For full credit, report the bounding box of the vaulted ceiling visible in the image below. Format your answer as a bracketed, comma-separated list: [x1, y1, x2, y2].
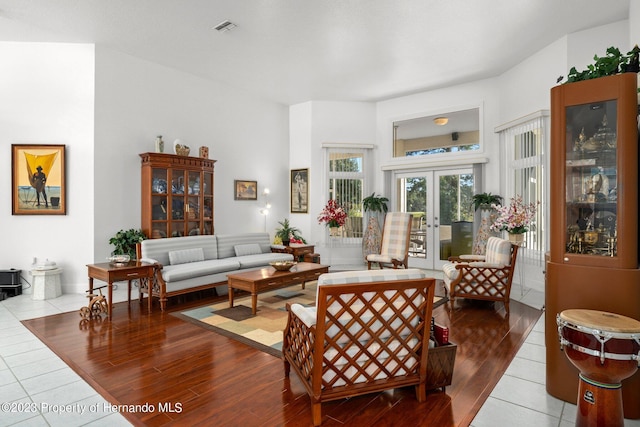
[0, 0, 630, 105]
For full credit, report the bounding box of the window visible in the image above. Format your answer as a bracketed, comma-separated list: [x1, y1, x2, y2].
[324, 146, 371, 244]
[498, 111, 549, 263]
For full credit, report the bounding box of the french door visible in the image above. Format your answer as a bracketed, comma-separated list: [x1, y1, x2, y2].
[395, 168, 474, 270]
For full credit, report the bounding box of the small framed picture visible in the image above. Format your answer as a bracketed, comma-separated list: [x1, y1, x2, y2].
[234, 180, 258, 200]
[12, 144, 66, 215]
[290, 168, 308, 213]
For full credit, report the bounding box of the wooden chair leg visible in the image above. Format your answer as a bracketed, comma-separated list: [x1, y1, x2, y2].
[415, 382, 426, 402]
[312, 402, 322, 426]
[283, 359, 290, 377]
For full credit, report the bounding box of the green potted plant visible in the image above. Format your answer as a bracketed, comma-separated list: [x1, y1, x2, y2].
[471, 192, 502, 211]
[362, 192, 389, 214]
[109, 228, 147, 259]
[557, 45, 640, 84]
[275, 219, 304, 246]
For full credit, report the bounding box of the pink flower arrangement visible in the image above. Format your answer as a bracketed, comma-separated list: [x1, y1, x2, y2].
[490, 195, 538, 234]
[317, 199, 347, 228]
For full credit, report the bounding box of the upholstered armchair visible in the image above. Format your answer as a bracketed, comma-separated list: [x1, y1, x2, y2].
[366, 212, 412, 269]
[282, 269, 436, 426]
[442, 236, 519, 313]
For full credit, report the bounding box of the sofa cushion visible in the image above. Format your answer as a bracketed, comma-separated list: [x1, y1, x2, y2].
[169, 248, 205, 265]
[162, 259, 241, 282]
[140, 235, 218, 265]
[235, 252, 294, 269]
[234, 243, 262, 257]
[216, 232, 271, 259]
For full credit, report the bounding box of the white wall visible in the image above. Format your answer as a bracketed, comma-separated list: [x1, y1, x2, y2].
[2, 43, 289, 294]
[93, 47, 290, 273]
[0, 42, 95, 294]
[289, 101, 376, 265]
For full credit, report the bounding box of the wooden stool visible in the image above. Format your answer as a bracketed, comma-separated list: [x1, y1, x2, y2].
[303, 253, 320, 263]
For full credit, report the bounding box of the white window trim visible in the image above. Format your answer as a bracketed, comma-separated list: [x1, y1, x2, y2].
[496, 110, 550, 265]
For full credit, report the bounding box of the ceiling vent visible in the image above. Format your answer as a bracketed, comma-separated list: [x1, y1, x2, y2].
[214, 20, 237, 33]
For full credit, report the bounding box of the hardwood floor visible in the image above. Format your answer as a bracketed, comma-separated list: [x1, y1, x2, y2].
[21, 284, 541, 427]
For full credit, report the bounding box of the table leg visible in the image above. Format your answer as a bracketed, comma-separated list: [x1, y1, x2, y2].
[147, 275, 153, 314]
[228, 287, 235, 308]
[107, 281, 113, 320]
[251, 291, 258, 315]
[88, 277, 94, 294]
[127, 280, 132, 304]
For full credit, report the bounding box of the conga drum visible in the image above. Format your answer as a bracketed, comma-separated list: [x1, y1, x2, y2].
[557, 309, 640, 427]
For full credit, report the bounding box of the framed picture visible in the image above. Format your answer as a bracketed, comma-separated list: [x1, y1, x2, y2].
[12, 144, 66, 215]
[234, 180, 258, 200]
[290, 168, 308, 213]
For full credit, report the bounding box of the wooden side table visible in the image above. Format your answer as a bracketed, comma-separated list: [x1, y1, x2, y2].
[271, 244, 315, 262]
[86, 261, 158, 319]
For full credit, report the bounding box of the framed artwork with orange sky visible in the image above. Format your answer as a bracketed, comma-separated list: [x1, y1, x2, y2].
[12, 144, 66, 215]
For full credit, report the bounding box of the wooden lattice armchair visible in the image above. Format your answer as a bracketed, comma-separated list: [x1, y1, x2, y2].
[366, 212, 412, 269]
[442, 236, 519, 313]
[282, 269, 436, 426]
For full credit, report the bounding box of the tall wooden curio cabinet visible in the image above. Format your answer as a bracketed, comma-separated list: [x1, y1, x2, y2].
[545, 73, 640, 419]
[140, 152, 215, 239]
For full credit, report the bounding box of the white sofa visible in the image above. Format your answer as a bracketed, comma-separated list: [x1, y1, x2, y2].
[138, 232, 294, 310]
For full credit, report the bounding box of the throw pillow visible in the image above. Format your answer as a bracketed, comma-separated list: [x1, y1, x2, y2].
[234, 243, 262, 257]
[168, 248, 205, 265]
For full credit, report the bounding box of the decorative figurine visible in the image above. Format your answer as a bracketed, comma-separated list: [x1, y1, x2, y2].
[155, 135, 164, 153]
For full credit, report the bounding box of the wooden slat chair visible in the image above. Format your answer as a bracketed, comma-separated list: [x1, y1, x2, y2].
[366, 212, 412, 269]
[282, 269, 436, 426]
[442, 236, 518, 313]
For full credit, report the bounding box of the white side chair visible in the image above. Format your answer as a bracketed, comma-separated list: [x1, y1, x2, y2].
[366, 212, 412, 269]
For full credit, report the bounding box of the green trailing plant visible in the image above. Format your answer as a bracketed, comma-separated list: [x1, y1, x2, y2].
[362, 193, 389, 213]
[109, 228, 147, 258]
[471, 192, 503, 211]
[275, 219, 305, 244]
[557, 45, 640, 85]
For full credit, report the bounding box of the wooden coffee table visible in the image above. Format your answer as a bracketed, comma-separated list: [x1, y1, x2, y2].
[226, 262, 329, 315]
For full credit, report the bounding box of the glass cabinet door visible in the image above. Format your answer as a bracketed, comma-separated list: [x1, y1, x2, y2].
[564, 100, 618, 258]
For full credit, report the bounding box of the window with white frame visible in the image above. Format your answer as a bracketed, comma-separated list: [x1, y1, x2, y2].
[498, 111, 549, 264]
[324, 146, 371, 244]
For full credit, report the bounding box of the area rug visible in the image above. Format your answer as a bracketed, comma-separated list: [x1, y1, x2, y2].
[173, 282, 447, 358]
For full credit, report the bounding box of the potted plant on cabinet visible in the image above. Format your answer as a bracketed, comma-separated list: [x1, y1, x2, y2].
[275, 219, 304, 246]
[362, 193, 389, 260]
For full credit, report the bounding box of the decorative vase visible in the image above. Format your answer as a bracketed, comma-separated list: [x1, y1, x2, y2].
[508, 232, 525, 245]
[329, 226, 341, 237]
[155, 135, 164, 153]
[472, 206, 498, 255]
[362, 216, 382, 261]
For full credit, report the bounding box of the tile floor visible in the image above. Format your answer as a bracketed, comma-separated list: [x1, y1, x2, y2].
[1, 275, 639, 426]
